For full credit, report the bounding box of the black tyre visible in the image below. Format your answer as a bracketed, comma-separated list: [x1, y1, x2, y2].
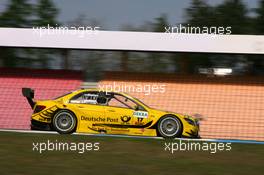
[157, 115, 183, 138]
[52, 110, 77, 134]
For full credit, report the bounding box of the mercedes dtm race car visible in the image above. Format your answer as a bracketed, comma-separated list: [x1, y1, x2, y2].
[22, 88, 200, 138]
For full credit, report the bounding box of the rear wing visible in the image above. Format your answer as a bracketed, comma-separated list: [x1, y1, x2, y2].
[22, 88, 35, 109]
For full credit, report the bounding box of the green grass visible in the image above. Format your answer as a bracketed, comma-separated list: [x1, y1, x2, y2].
[0, 131, 263, 175]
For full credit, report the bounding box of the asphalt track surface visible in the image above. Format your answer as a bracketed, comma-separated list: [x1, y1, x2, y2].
[0, 129, 264, 144]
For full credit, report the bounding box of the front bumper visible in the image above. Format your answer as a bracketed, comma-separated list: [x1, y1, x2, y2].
[184, 129, 200, 138]
[182, 122, 200, 138]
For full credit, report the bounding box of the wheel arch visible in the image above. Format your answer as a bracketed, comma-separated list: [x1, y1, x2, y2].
[52, 108, 78, 132]
[154, 114, 184, 137]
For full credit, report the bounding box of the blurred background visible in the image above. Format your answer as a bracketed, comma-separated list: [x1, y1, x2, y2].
[0, 0, 264, 141]
[0, 0, 264, 76]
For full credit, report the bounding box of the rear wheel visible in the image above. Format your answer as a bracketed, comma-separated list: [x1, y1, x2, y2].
[157, 115, 182, 138]
[52, 110, 77, 134]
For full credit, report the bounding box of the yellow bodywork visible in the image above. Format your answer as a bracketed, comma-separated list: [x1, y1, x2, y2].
[31, 89, 199, 138]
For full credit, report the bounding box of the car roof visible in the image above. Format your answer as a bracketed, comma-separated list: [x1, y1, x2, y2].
[79, 88, 132, 98]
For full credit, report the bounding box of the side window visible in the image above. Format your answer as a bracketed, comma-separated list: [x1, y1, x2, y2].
[108, 94, 140, 110]
[70, 92, 98, 104]
[108, 97, 128, 108]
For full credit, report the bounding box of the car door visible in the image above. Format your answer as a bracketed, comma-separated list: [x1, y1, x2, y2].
[69, 91, 106, 122]
[105, 105, 134, 125]
[105, 93, 151, 128]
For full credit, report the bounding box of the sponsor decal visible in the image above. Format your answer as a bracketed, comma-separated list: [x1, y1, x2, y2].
[88, 126, 107, 133]
[120, 116, 131, 123]
[133, 111, 148, 118]
[135, 118, 144, 125]
[88, 126, 129, 133]
[81, 116, 118, 123]
[81, 116, 105, 122]
[92, 121, 153, 129]
[106, 117, 118, 122]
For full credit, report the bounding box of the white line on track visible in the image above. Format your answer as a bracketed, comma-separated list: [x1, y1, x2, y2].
[0, 129, 264, 144]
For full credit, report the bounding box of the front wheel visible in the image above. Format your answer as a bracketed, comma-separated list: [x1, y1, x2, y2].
[52, 110, 77, 134]
[157, 115, 183, 138]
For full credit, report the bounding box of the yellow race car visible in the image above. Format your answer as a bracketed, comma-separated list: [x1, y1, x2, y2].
[22, 88, 200, 138]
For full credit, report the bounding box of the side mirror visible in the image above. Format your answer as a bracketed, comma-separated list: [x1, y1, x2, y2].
[135, 105, 145, 111]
